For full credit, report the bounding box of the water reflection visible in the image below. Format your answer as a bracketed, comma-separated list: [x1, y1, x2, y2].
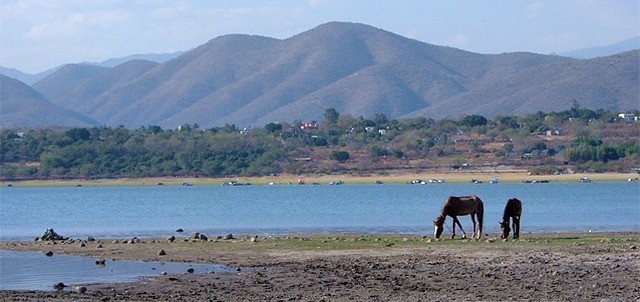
[0, 249, 235, 291]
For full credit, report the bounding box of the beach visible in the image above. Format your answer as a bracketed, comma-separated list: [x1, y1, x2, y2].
[2, 171, 638, 187]
[1, 232, 639, 301]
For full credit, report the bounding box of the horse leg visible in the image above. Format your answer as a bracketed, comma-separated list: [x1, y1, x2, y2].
[454, 217, 466, 239]
[513, 217, 520, 239]
[470, 214, 477, 239]
[450, 217, 456, 239]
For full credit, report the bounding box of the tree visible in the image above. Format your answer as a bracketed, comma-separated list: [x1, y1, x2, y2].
[324, 108, 340, 125]
[264, 122, 282, 133]
[330, 150, 350, 162]
[65, 128, 91, 142]
[461, 114, 487, 127]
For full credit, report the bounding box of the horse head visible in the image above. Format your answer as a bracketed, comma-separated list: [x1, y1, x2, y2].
[433, 216, 446, 239]
[499, 221, 511, 239]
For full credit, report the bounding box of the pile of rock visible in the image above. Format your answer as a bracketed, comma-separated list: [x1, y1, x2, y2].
[36, 229, 68, 241]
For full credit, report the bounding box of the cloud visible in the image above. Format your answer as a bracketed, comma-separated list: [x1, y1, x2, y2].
[26, 10, 131, 40]
[526, 2, 544, 20]
[444, 34, 470, 48]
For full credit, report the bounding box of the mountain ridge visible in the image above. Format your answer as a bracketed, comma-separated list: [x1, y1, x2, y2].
[2, 22, 639, 129]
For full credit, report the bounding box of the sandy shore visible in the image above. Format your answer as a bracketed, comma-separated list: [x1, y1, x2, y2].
[1, 232, 639, 301]
[2, 171, 639, 187]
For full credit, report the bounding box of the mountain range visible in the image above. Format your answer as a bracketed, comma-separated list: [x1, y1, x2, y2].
[1, 22, 639, 129]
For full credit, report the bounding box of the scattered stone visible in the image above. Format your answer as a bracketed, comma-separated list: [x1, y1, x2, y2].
[95, 259, 106, 266]
[187, 268, 195, 274]
[79, 242, 85, 247]
[96, 243, 103, 248]
[236, 267, 242, 272]
[53, 282, 66, 290]
[224, 234, 234, 240]
[166, 235, 176, 242]
[630, 245, 637, 250]
[250, 236, 259, 243]
[87, 236, 95, 242]
[159, 249, 167, 256]
[44, 251, 53, 257]
[39, 229, 68, 241]
[161, 271, 167, 275]
[191, 232, 208, 240]
[73, 286, 87, 293]
[112, 240, 119, 244]
[176, 228, 184, 233]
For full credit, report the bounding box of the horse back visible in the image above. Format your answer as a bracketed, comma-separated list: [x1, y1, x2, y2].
[444, 196, 483, 216]
[504, 198, 522, 217]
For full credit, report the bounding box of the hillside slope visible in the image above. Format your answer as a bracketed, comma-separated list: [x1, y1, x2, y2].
[0, 75, 99, 128]
[25, 22, 640, 129]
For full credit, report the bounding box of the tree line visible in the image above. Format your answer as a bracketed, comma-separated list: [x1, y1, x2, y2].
[1, 104, 639, 180]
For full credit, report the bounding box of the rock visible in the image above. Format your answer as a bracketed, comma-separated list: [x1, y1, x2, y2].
[187, 268, 195, 274]
[166, 235, 176, 242]
[44, 251, 53, 257]
[191, 232, 208, 240]
[95, 259, 106, 266]
[79, 242, 85, 247]
[39, 229, 68, 241]
[53, 282, 66, 290]
[87, 236, 95, 242]
[159, 249, 167, 256]
[73, 286, 87, 293]
[96, 243, 103, 248]
[630, 245, 637, 250]
[224, 234, 234, 240]
[250, 236, 259, 243]
[176, 228, 184, 233]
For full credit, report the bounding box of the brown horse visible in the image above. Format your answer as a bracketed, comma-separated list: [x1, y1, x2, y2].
[433, 196, 484, 239]
[499, 198, 522, 239]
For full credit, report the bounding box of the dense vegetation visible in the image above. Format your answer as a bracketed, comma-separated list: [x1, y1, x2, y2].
[1, 105, 639, 180]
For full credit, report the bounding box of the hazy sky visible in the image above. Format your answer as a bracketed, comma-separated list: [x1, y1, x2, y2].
[1, 0, 639, 73]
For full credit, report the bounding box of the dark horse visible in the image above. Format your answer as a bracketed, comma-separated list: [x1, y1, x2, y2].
[434, 196, 484, 239]
[499, 198, 522, 239]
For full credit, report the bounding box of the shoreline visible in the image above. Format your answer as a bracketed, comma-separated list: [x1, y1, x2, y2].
[2, 171, 639, 187]
[1, 231, 639, 301]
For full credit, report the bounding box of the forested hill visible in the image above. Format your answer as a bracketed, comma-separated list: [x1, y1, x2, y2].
[2, 22, 638, 129]
[1, 107, 638, 180]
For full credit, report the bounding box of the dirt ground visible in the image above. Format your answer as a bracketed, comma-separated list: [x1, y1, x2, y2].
[1, 232, 638, 301]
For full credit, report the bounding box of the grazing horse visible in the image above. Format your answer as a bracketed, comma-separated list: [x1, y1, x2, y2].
[500, 198, 522, 239]
[433, 196, 484, 239]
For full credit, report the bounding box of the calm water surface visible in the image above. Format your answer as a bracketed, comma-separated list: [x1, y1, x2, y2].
[1, 182, 638, 241]
[0, 249, 234, 291]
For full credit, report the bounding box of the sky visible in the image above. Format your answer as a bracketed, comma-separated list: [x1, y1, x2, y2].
[1, 0, 639, 74]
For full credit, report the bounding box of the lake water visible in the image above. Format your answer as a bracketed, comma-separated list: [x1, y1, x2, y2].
[1, 182, 638, 241]
[0, 249, 235, 291]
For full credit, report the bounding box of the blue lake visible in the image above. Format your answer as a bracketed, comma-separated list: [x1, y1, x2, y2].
[0, 249, 234, 291]
[1, 182, 638, 241]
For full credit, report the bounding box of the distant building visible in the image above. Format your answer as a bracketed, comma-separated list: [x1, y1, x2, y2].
[618, 113, 637, 122]
[300, 122, 318, 130]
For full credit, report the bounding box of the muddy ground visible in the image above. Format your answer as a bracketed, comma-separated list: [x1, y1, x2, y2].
[1, 232, 638, 301]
